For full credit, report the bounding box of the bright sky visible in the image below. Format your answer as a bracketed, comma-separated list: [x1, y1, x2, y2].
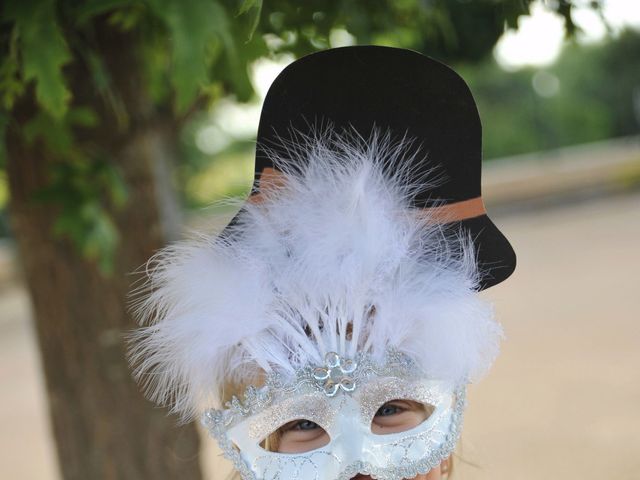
[494, 0, 640, 69]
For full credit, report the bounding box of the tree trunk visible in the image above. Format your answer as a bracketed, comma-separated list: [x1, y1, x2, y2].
[5, 20, 203, 480]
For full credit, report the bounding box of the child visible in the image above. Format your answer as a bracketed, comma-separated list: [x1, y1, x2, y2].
[128, 46, 516, 480]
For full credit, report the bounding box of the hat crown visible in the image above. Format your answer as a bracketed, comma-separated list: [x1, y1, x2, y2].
[256, 45, 482, 206]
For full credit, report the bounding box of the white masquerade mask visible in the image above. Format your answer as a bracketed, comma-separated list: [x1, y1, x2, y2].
[202, 351, 466, 480]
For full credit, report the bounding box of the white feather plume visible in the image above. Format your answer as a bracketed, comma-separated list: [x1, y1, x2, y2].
[126, 125, 503, 422]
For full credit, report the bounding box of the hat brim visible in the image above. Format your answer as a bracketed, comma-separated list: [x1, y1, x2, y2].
[455, 214, 516, 290]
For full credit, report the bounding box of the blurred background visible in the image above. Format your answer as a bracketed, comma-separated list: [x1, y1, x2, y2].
[1, 0, 639, 479]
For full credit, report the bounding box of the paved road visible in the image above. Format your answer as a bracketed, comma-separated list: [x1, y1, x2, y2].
[2, 191, 639, 480]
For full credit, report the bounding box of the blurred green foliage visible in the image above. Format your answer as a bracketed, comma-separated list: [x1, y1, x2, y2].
[0, 0, 270, 269]
[0, 0, 620, 272]
[462, 27, 640, 159]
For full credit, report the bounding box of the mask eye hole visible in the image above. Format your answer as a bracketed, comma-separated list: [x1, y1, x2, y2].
[259, 419, 330, 454]
[370, 399, 435, 435]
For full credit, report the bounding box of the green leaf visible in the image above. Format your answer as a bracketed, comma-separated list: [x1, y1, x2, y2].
[0, 28, 24, 111]
[147, 0, 235, 112]
[53, 209, 87, 245]
[22, 107, 99, 159]
[107, 4, 147, 31]
[38, 156, 126, 276]
[0, 58, 24, 110]
[75, 0, 136, 25]
[93, 159, 129, 207]
[23, 111, 74, 154]
[237, 0, 263, 41]
[6, 0, 72, 118]
[67, 106, 100, 128]
[237, 0, 259, 15]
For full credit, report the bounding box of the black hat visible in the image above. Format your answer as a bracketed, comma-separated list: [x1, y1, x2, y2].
[232, 45, 516, 290]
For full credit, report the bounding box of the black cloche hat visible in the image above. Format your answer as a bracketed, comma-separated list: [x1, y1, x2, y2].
[231, 45, 516, 290]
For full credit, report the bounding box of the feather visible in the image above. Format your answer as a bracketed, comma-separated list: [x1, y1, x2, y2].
[126, 124, 502, 422]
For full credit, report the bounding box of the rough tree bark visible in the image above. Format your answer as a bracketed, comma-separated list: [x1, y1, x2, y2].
[5, 19, 203, 480]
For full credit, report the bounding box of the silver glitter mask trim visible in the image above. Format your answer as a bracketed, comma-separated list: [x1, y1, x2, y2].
[209, 350, 425, 430]
[201, 350, 467, 480]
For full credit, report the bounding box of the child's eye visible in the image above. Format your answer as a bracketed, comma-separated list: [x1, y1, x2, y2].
[375, 402, 404, 417]
[292, 419, 320, 431]
[273, 419, 330, 453]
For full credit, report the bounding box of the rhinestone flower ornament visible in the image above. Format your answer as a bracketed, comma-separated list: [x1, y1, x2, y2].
[312, 352, 358, 396]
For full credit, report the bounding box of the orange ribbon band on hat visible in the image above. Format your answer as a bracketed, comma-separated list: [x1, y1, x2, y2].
[246, 168, 288, 205]
[248, 167, 486, 223]
[414, 196, 486, 223]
